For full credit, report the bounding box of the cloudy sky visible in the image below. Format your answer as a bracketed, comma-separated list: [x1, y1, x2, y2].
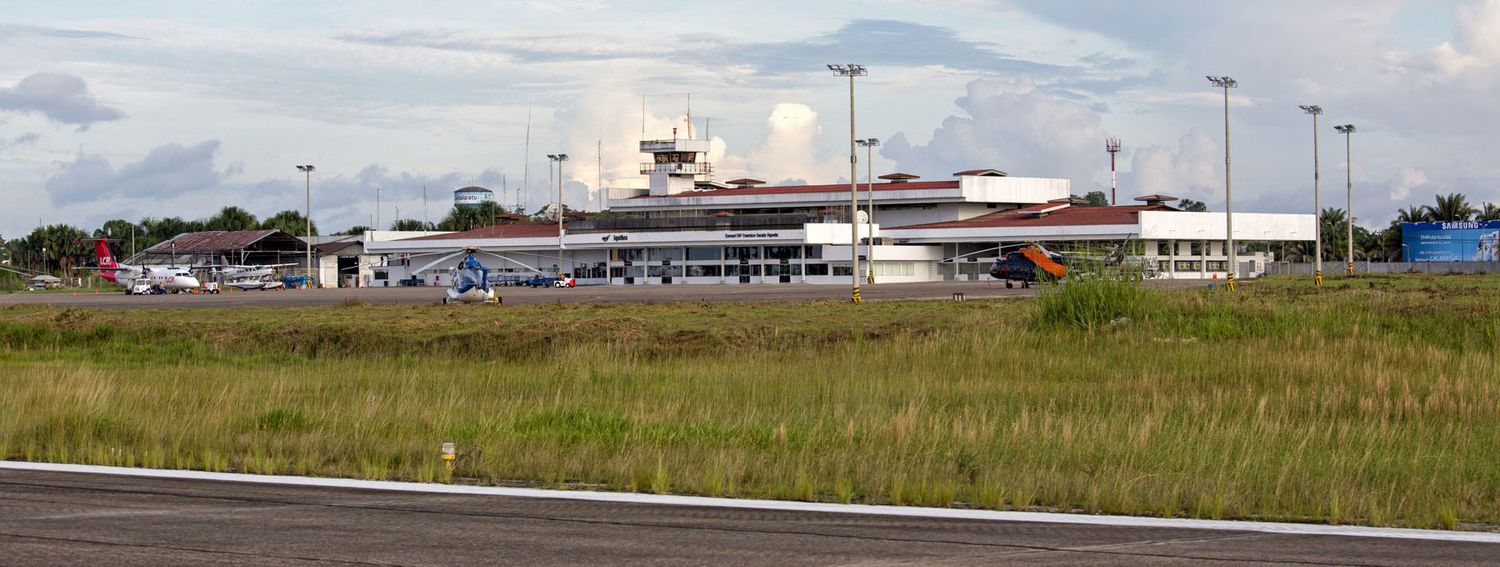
[2, 1, 1497, 238]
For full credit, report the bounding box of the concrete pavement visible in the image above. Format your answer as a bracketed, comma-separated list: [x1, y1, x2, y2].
[2, 467, 1495, 566]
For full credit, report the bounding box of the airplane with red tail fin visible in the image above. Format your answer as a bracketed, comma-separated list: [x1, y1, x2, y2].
[76, 239, 202, 294]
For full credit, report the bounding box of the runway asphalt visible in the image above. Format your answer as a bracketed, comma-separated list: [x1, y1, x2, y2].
[0, 279, 1203, 309]
[2, 468, 1497, 566]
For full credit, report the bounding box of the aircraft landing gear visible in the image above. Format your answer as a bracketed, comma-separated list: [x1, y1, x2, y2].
[1005, 281, 1013, 289]
[1022, 281, 1031, 289]
[441, 297, 450, 305]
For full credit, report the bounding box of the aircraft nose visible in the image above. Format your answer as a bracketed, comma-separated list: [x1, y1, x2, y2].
[182, 276, 201, 288]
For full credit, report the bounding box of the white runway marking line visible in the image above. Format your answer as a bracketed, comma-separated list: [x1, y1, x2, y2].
[4, 460, 1498, 544]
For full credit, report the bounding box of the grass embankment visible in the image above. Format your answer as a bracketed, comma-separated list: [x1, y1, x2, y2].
[2, 273, 1498, 529]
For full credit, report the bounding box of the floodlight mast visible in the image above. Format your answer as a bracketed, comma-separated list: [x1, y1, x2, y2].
[1206, 75, 1237, 290]
[296, 164, 315, 286]
[1335, 124, 1356, 275]
[1299, 105, 1324, 286]
[549, 154, 570, 278]
[829, 63, 867, 303]
[857, 137, 879, 284]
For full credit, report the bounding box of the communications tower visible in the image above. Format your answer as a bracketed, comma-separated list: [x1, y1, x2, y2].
[1106, 138, 1122, 205]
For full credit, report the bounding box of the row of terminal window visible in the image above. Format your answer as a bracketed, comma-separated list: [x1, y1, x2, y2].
[606, 262, 915, 278]
[609, 246, 823, 263]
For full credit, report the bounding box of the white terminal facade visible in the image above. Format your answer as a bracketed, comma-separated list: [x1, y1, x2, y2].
[364, 134, 1315, 286]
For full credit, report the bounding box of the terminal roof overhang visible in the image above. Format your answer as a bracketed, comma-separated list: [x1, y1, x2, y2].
[883, 205, 1317, 243]
[614, 180, 963, 210]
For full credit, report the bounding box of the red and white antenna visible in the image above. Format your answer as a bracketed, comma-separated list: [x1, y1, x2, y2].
[1105, 137, 1122, 205]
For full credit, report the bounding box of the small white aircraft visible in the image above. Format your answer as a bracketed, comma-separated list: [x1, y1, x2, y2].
[79, 239, 202, 293]
[199, 262, 296, 290]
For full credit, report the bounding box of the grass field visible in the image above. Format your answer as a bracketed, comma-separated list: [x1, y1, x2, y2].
[2, 273, 1498, 529]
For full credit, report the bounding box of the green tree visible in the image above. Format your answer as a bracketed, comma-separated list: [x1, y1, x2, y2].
[261, 210, 318, 237]
[439, 201, 506, 231]
[1477, 202, 1500, 222]
[1425, 193, 1476, 222]
[205, 206, 260, 231]
[336, 225, 373, 236]
[7, 225, 91, 274]
[390, 219, 436, 231]
[1080, 191, 1109, 207]
[1179, 199, 1208, 212]
[1320, 207, 1349, 262]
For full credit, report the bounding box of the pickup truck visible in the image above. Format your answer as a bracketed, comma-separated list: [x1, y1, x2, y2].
[129, 282, 164, 295]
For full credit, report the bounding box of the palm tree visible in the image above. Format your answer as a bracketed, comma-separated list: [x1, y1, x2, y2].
[1425, 193, 1476, 222]
[261, 210, 318, 237]
[1477, 202, 1500, 222]
[1395, 205, 1426, 224]
[439, 202, 507, 232]
[206, 206, 260, 231]
[1319, 207, 1349, 261]
[390, 219, 435, 231]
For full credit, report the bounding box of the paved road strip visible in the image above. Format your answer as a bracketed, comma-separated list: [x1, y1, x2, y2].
[5, 460, 1496, 544]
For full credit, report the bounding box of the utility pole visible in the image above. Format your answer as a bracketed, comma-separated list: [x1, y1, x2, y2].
[1335, 124, 1357, 275]
[1299, 105, 1324, 286]
[829, 63, 867, 303]
[376, 186, 381, 230]
[1207, 76, 1238, 291]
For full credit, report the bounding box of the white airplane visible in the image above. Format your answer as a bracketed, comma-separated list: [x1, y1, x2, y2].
[199, 262, 296, 290]
[81, 239, 202, 294]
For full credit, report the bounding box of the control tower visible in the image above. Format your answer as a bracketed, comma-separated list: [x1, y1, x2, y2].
[640, 131, 712, 196]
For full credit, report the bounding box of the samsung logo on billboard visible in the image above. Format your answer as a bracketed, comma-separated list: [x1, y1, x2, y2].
[1441, 221, 1481, 230]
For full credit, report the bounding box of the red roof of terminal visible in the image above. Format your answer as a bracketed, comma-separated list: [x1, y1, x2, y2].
[645, 179, 959, 199]
[892, 204, 1175, 230]
[404, 223, 559, 240]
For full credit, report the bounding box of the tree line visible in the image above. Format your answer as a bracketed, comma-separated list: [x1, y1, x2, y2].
[1, 202, 560, 277]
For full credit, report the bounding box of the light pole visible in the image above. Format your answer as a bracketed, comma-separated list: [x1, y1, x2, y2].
[296, 164, 315, 287]
[857, 137, 879, 284]
[1207, 76, 1238, 290]
[829, 63, 867, 303]
[1335, 124, 1356, 275]
[548, 153, 569, 278]
[1299, 105, 1324, 286]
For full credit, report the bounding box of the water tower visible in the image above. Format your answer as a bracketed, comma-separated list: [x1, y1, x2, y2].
[453, 186, 495, 207]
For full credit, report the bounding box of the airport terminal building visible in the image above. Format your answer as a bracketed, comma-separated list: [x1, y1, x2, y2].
[363, 137, 1315, 287]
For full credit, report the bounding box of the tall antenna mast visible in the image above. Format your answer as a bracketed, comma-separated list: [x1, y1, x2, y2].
[521, 105, 532, 214]
[686, 93, 692, 139]
[1105, 138, 1122, 205]
[596, 139, 603, 211]
[641, 95, 647, 139]
[422, 185, 428, 225]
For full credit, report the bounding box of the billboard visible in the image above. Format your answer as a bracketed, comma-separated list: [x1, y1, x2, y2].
[1402, 221, 1500, 262]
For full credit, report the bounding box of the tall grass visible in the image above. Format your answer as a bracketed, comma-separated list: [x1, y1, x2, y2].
[3, 274, 1499, 529]
[1036, 266, 1148, 329]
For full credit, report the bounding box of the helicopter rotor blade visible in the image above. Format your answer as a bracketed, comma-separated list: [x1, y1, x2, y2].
[410, 251, 466, 274]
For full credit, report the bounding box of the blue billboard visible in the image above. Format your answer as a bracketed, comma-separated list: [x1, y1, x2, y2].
[1402, 221, 1500, 262]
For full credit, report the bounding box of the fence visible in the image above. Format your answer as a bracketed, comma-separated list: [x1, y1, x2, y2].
[1263, 261, 1500, 275]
